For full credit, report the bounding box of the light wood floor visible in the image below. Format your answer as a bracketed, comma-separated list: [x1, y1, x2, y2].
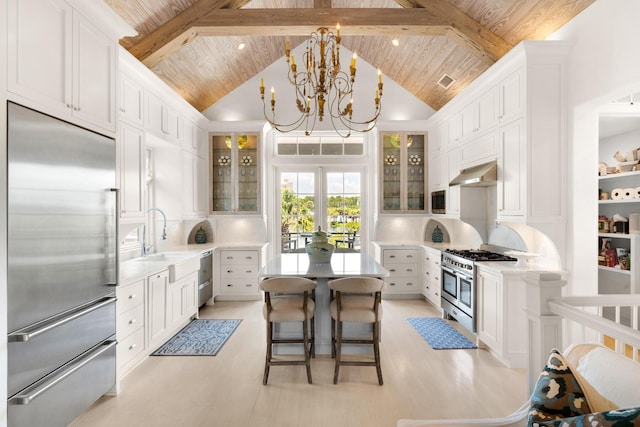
[71, 299, 528, 427]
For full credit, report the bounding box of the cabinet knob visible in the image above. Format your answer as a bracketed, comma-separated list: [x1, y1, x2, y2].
[426, 272, 430, 275]
[407, 282, 413, 286]
[128, 294, 136, 299]
[226, 284, 233, 287]
[227, 270, 233, 273]
[129, 344, 137, 350]
[129, 319, 136, 325]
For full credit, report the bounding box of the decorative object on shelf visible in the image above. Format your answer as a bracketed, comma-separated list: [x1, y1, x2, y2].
[218, 155, 230, 166]
[259, 25, 383, 138]
[305, 226, 335, 263]
[241, 155, 253, 165]
[431, 225, 443, 243]
[195, 227, 208, 244]
[408, 154, 421, 165]
[384, 154, 397, 165]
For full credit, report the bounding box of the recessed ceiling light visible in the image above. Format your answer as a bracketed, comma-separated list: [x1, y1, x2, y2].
[392, 38, 399, 47]
[237, 42, 246, 50]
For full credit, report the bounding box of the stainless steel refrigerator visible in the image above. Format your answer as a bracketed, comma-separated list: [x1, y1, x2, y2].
[7, 102, 117, 427]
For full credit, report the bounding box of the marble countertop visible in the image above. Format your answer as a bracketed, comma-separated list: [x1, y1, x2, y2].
[120, 242, 268, 284]
[259, 252, 389, 278]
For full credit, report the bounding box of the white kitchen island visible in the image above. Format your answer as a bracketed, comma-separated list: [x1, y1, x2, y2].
[258, 252, 389, 355]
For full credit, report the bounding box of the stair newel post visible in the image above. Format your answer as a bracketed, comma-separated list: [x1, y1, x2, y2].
[523, 271, 566, 394]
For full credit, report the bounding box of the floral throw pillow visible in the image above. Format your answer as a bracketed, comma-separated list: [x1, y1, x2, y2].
[536, 407, 640, 426]
[528, 349, 592, 425]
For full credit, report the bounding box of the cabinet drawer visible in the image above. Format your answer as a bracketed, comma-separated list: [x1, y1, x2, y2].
[385, 263, 419, 278]
[220, 279, 259, 294]
[220, 250, 259, 265]
[383, 249, 419, 264]
[116, 303, 144, 339]
[117, 279, 144, 313]
[221, 264, 259, 279]
[117, 327, 144, 368]
[385, 278, 420, 293]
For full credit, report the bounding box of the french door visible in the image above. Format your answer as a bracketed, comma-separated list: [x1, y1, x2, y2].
[278, 167, 362, 253]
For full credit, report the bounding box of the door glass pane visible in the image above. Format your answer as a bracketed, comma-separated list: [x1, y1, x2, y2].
[211, 135, 232, 212]
[327, 172, 360, 251]
[442, 270, 457, 299]
[382, 133, 401, 210]
[280, 172, 315, 253]
[406, 134, 425, 211]
[237, 134, 258, 212]
[460, 277, 472, 310]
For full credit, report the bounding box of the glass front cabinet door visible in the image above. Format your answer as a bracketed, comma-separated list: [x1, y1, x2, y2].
[380, 132, 427, 213]
[211, 133, 260, 214]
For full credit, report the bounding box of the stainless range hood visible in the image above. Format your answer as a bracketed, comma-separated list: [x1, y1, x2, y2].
[449, 160, 497, 186]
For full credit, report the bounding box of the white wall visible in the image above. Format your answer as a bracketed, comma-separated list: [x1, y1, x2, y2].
[548, 0, 640, 296]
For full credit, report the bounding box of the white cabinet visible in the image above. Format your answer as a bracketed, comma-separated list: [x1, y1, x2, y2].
[116, 279, 145, 380]
[498, 68, 524, 124]
[381, 248, 421, 296]
[120, 72, 144, 126]
[119, 123, 145, 221]
[168, 272, 198, 328]
[497, 118, 526, 216]
[422, 247, 441, 307]
[459, 132, 497, 168]
[8, 0, 116, 133]
[217, 249, 261, 300]
[147, 92, 180, 143]
[447, 149, 461, 216]
[476, 266, 528, 368]
[182, 151, 208, 219]
[147, 270, 169, 348]
[460, 87, 497, 140]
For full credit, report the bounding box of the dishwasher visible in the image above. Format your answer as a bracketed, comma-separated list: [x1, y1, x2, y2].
[198, 250, 213, 307]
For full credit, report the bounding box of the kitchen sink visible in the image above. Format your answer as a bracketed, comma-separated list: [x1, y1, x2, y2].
[134, 253, 200, 283]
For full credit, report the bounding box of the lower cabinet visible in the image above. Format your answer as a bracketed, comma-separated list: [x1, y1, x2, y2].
[117, 267, 199, 381]
[216, 249, 261, 300]
[381, 247, 421, 296]
[422, 247, 442, 308]
[168, 272, 198, 326]
[476, 266, 527, 368]
[116, 278, 145, 380]
[147, 270, 169, 346]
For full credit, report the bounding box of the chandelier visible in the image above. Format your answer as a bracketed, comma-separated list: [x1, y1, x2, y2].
[259, 25, 383, 138]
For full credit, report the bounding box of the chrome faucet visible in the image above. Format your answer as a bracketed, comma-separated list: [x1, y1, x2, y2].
[146, 208, 167, 240]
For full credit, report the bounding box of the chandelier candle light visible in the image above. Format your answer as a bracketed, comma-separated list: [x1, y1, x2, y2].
[259, 24, 383, 138]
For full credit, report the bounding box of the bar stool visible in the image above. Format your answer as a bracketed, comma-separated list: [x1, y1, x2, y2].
[259, 277, 317, 385]
[329, 276, 384, 385]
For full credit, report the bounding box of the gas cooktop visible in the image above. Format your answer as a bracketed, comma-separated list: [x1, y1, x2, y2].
[444, 249, 517, 262]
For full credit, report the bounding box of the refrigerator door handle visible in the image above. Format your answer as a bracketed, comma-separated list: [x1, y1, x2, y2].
[10, 339, 117, 405]
[8, 297, 116, 342]
[107, 188, 119, 287]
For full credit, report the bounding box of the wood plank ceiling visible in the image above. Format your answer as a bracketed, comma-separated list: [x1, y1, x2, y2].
[105, 0, 595, 113]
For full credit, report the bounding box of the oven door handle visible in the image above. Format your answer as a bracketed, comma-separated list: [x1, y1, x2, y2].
[441, 265, 473, 281]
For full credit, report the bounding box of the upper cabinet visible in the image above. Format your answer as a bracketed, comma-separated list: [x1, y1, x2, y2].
[146, 92, 181, 144]
[7, 0, 117, 134]
[427, 41, 569, 232]
[120, 72, 144, 126]
[380, 132, 427, 213]
[211, 133, 260, 214]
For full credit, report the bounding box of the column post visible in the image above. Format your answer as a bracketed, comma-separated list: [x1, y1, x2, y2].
[523, 271, 566, 394]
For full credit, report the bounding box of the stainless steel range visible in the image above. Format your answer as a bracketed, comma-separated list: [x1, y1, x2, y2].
[440, 248, 516, 333]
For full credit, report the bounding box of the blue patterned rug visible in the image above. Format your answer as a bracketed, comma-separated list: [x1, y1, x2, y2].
[407, 317, 477, 350]
[152, 319, 242, 356]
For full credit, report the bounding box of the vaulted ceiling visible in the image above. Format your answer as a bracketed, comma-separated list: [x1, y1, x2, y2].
[105, 0, 595, 114]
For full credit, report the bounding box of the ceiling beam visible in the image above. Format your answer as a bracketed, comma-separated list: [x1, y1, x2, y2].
[403, 0, 512, 65]
[127, 0, 252, 67]
[193, 9, 449, 36]
[130, 5, 511, 69]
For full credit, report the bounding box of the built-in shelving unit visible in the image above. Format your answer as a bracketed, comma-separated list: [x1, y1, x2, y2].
[597, 103, 640, 301]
